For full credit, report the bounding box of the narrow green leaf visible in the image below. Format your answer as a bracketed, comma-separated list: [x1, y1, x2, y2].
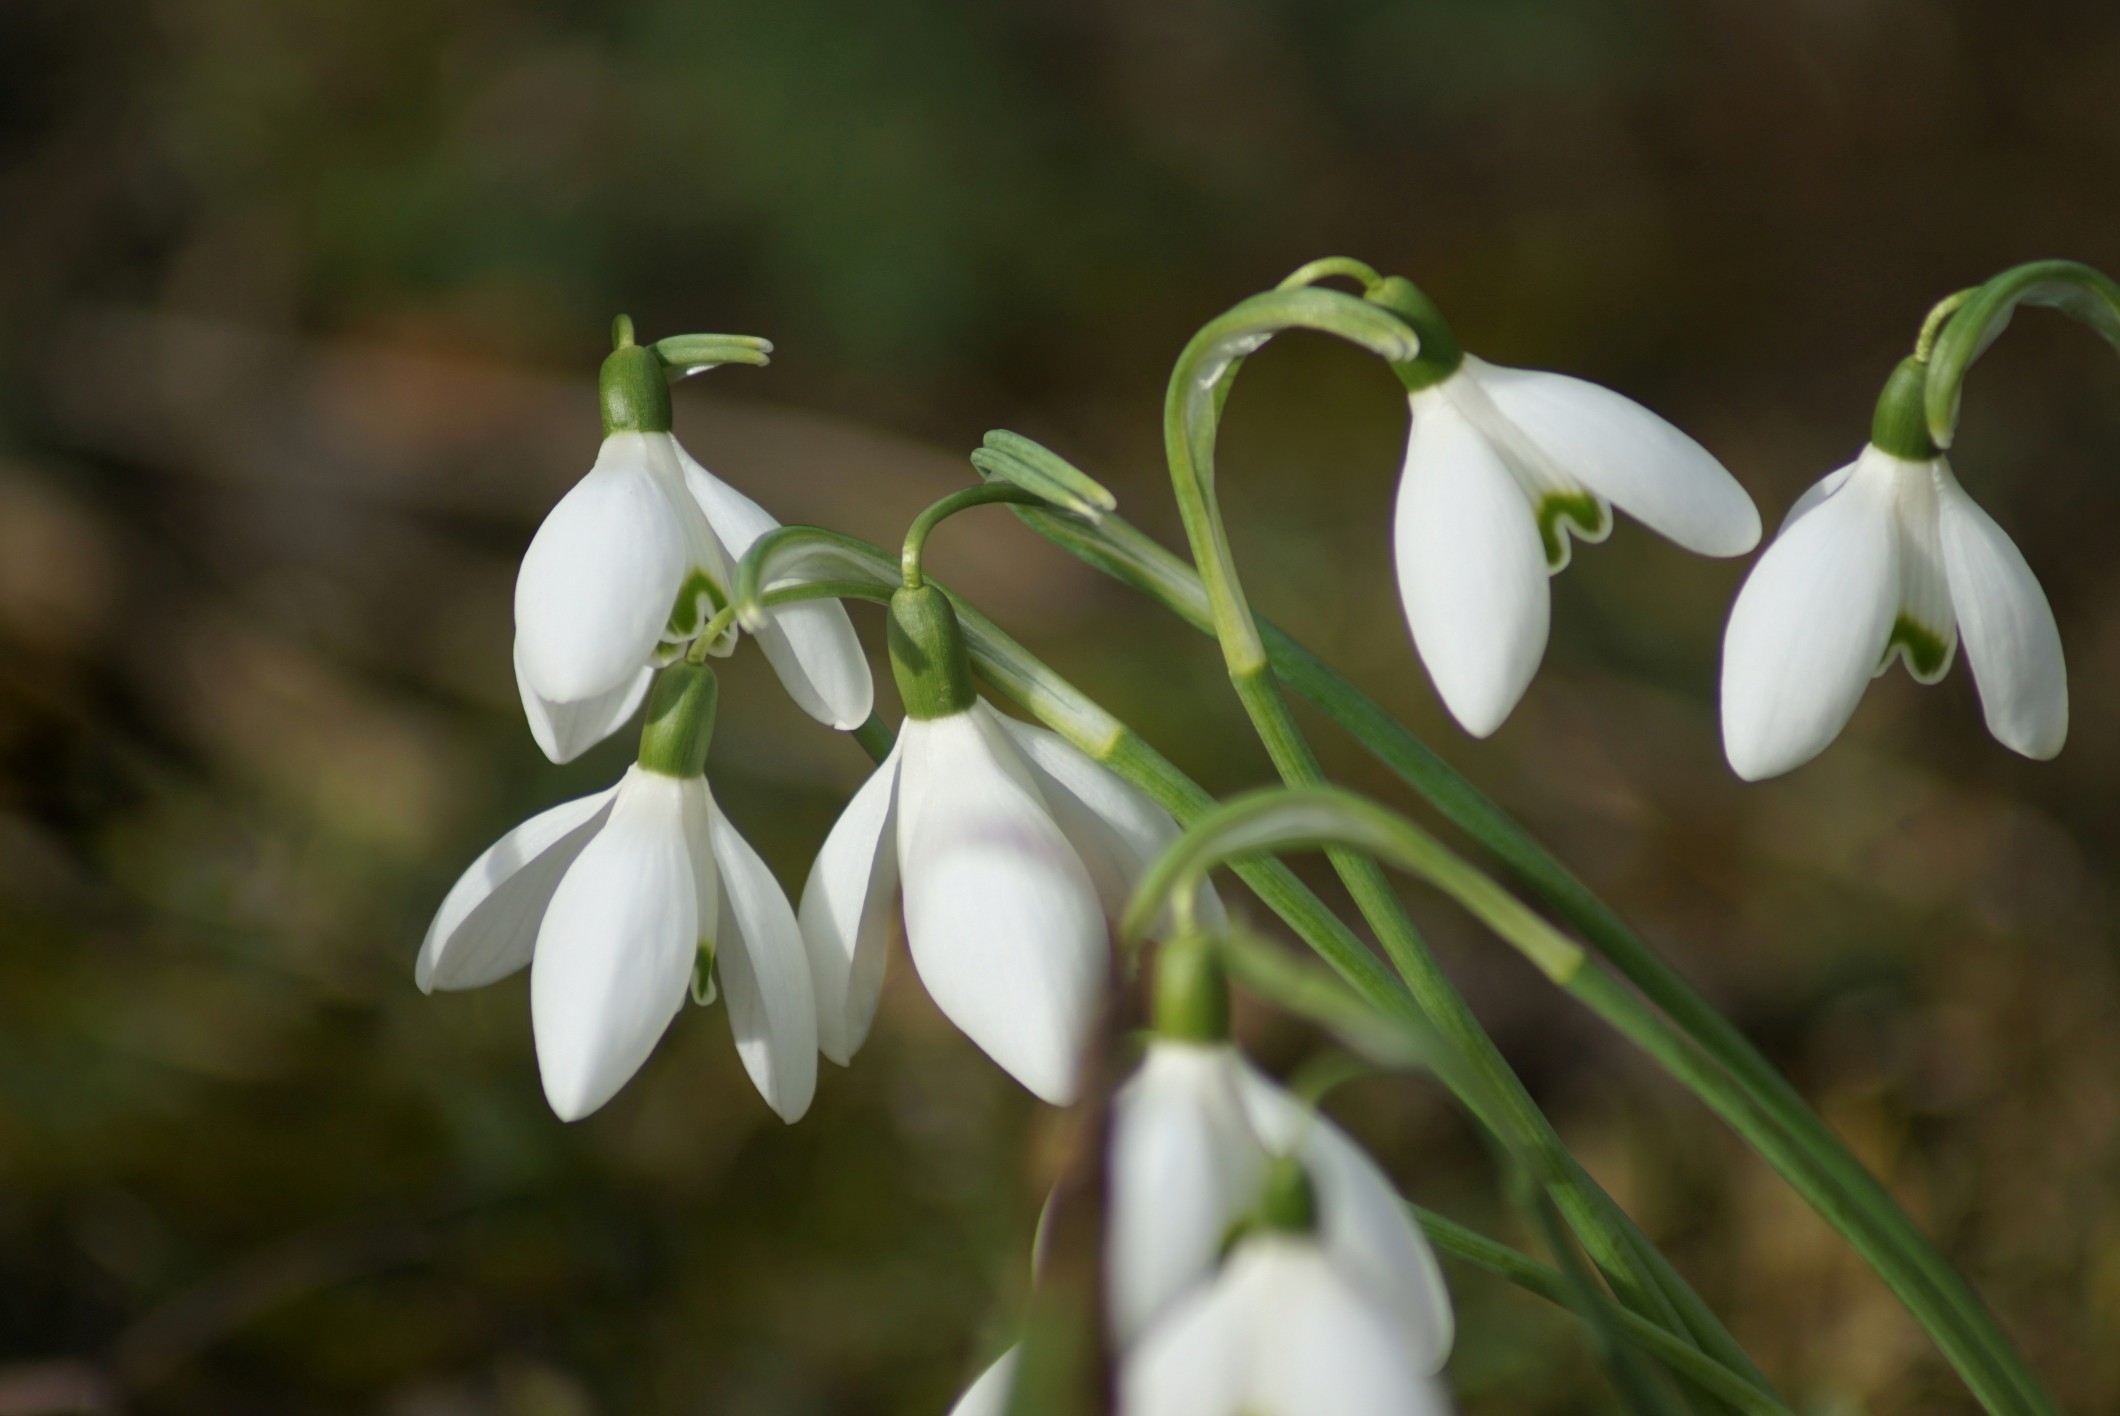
[650, 332, 774, 377]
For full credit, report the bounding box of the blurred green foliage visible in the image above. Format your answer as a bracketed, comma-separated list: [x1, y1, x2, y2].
[5, 1, 2120, 1413]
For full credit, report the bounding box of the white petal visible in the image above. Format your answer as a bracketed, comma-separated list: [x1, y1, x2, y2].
[1119, 1258, 1250, 1416]
[947, 1348, 1019, 1416]
[990, 708, 1226, 934]
[515, 645, 652, 764]
[675, 444, 874, 729]
[1937, 472, 2068, 759]
[529, 767, 699, 1121]
[1719, 453, 1900, 780]
[1235, 1062, 1454, 1372]
[417, 787, 619, 992]
[1107, 1043, 1270, 1346]
[702, 789, 819, 1123]
[1395, 391, 1552, 737]
[515, 433, 691, 704]
[895, 710, 1107, 1105]
[1240, 1242, 1449, 1416]
[1467, 357, 1761, 557]
[798, 745, 903, 1066]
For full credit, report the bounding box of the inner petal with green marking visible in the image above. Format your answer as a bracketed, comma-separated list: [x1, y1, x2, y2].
[1535, 492, 1611, 572]
[663, 567, 736, 653]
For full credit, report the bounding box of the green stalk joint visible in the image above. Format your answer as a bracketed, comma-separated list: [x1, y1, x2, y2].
[601, 315, 674, 436]
[1870, 356, 1939, 462]
[1367, 277, 1465, 392]
[1153, 932, 1231, 1043]
[888, 585, 977, 720]
[637, 661, 719, 778]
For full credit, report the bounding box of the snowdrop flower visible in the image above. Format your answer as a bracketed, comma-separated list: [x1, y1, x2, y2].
[1108, 939, 1452, 1359]
[417, 663, 818, 1122]
[1379, 280, 1761, 737]
[1721, 358, 2067, 780]
[799, 584, 1221, 1106]
[512, 325, 871, 762]
[1121, 1159, 1454, 1416]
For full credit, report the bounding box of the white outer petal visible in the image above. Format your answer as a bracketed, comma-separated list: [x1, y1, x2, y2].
[1395, 389, 1551, 737]
[1235, 1062, 1454, 1372]
[895, 710, 1107, 1106]
[797, 745, 903, 1065]
[990, 708, 1226, 933]
[1466, 356, 1761, 557]
[947, 1348, 1019, 1416]
[1107, 1042, 1270, 1346]
[1239, 1241, 1450, 1416]
[675, 444, 875, 729]
[1119, 1256, 1250, 1416]
[1719, 453, 1900, 781]
[515, 644, 652, 764]
[515, 433, 690, 704]
[702, 789, 819, 1123]
[1937, 472, 2068, 759]
[417, 787, 619, 992]
[529, 767, 699, 1121]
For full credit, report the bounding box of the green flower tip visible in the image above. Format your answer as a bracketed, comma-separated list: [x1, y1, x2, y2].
[1367, 277, 1464, 392]
[1870, 356, 1939, 462]
[1258, 1155, 1318, 1235]
[1153, 932, 1230, 1043]
[637, 662, 719, 778]
[601, 316, 674, 436]
[888, 585, 976, 720]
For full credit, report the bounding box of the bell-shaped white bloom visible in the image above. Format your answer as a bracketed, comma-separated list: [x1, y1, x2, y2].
[1108, 1040, 1452, 1364]
[514, 431, 872, 761]
[1720, 444, 2067, 779]
[798, 701, 1222, 1106]
[417, 763, 818, 1122]
[1121, 1233, 1454, 1416]
[944, 1348, 1019, 1416]
[1395, 356, 1760, 736]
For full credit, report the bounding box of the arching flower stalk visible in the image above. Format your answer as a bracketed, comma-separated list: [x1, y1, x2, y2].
[418, 662, 818, 1122]
[512, 319, 871, 762]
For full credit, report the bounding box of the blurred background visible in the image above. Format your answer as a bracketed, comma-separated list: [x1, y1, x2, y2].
[4, 1, 2120, 1411]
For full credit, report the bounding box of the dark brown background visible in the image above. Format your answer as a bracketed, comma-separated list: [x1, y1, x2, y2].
[4, 2, 2119, 1412]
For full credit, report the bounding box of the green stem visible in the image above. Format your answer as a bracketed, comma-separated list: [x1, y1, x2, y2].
[901, 483, 1047, 589]
[1415, 1207, 1799, 1416]
[1139, 782, 2045, 1416]
[999, 498, 2054, 1415]
[1157, 290, 1763, 1402]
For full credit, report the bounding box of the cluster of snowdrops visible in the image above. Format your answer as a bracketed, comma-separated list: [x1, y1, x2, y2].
[416, 258, 2119, 1415]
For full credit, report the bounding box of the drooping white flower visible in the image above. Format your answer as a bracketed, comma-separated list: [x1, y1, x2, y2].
[513, 428, 872, 762]
[798, 586, 1219, 1106]
[1393, 351, 1759, 737]
[1720, 440, 2067, 780]
[418, 667, 817, 1122]
[1107, 1040, 1453, 1365]
[1121, 1230, 1453, 1416]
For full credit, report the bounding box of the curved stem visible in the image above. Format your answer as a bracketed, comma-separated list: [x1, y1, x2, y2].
[900, 483, 1047, 589]
[996, 497, 2055, 1416]
[1156, 289, 1763, 1400]
[1277, 255, 1385, 292]
[1915, 289, 1977, 364]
